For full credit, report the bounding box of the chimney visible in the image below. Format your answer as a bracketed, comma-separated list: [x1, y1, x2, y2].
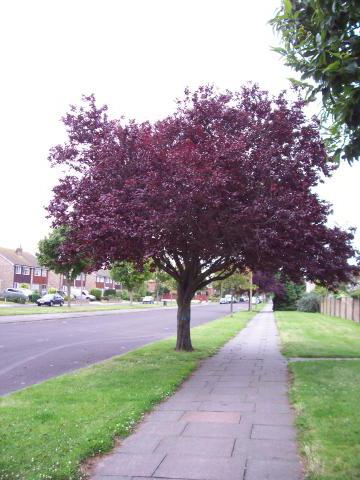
[15, 246, 23, 256]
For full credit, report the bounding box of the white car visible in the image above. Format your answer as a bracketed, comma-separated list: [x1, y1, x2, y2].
[71, 289, 96, 301]
[142, 295, 154, 304]
[19, 287, 34, 298]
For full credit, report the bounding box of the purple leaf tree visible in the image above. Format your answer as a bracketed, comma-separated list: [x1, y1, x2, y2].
[48, 86, 358, 351]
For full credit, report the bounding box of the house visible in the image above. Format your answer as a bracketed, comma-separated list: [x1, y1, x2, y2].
[58, 269, 121, 293]
[0, 246, 51, 292]
[0, 246, 122, 294]
[93, 269, 121, 292]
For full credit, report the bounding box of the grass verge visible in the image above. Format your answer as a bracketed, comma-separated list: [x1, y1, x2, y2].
[0, 310, 254, 480]
[0, 303, 165, 316]
[290, 360, 360, 480]
[275, 311, 360, 357]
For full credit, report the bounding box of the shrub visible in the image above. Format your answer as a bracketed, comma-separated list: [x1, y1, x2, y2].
[209, 295, 220, 302]
[296, 292, 321, 312]
[10, 296, 26, 304]
[119, 290, 130, 301]
[273, 281, 305, 311]
[90, 288, 102, 301]
[104, 289, 116, 297]
[350, 289, 360, 300]
[30, 292, 41, 303]
[48, 287, 57, 294]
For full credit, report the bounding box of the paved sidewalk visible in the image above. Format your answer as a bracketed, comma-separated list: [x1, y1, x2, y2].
[91, 306, 303, 480]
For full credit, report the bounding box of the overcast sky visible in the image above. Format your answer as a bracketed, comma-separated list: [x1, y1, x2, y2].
[1, 0, 359, 254]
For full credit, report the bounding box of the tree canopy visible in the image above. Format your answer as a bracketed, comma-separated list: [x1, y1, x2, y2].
[48, 85, 357, 349]
[271, 0, 360, 163]
[37, 227, 89, 306]
[110, 261, 151, 304]
[214, 272, 254, 295]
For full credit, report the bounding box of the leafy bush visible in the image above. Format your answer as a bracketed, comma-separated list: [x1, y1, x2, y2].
[10, 296, 26, 304]
[48, 287, 57, 294]
[20, 283, 30, 288]
[119, 290, 130, 301]
[296, 292, 321, 313]
[104, 289, 116, 297]
[273, 281, 305, 311]
[209, 295, 220, 302]
[90, 288, 102, 301]
[350, 289, 360, 300]
[30, 292, 41, 303]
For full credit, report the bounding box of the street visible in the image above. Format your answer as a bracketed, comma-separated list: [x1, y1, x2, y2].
[0, 303, 246, 395]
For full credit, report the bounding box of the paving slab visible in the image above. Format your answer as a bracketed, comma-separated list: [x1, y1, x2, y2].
[245, 458, 302, 480]
[154, 454, 246, 480]
[181, 411, 241, 423]
[251, 424, 297, 441]
[94, 453, 165, 476]
[234, 438, 299, 460]
[182, 421, 252, 438]
[154, 435, 235, 457]
[90, 305, 303, 480]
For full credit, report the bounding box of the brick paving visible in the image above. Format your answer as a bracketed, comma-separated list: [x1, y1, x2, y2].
[91, 306, 303, 480]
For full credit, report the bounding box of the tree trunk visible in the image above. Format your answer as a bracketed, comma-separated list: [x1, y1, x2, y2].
[80, 273, 83, 305]
[129, 289, 133, 305]
[67, 278, 71, 308]
[176, 283, 193, 351]
[156, 282, 160, 303]
[248, 271, 253, 311]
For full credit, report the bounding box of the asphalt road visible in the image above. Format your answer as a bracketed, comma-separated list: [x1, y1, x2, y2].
[0, 303, 246, 395]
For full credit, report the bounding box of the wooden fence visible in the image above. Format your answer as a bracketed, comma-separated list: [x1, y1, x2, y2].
[320, 296, 360, 323]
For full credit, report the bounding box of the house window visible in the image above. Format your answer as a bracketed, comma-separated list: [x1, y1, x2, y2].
[22, 267, 30, 275]
[34, 268, 42, 276]
[15, 265, 22, 274]
[42, 268, 47, 276]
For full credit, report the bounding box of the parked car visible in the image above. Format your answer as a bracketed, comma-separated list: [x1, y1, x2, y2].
[81, 290, 96, 301]
[220, 295, 237, 304]
[142, 295, 154, 304]
[0, 288, 27, 302]
[251, 297, 261, 304]
[36, 293, 64, 307]
[17, 287, 34, 298]
[71, 289, 96, 301]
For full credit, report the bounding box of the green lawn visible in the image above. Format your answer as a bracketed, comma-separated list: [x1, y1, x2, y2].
[275, 311, 360, 357]
[276, 311, 360, 479]
[290, 360, 360, 480]
[0, 303, 163, 316]
[0, 310, 254, 480]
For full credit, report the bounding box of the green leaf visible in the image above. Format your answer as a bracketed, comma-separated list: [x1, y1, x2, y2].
[323, 61, 341, 73]
[272, 46, 288, 55]
[284, 0, 292, 16]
